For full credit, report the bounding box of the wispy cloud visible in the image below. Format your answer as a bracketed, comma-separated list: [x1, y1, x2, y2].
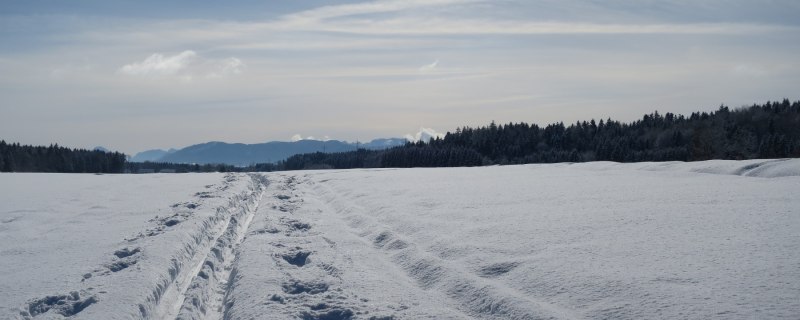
[60, 1, 796, 58]
[118, 50, 197, 76]
[118, 50, 244, 79]
[258, 0, 793, 36]
[280, 0, 477, 24]
[287, 19, 791, 36]
[419, 60, 439, 73]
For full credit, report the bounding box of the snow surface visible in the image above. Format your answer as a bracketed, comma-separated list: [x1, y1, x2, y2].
[1, 159, 799, 319]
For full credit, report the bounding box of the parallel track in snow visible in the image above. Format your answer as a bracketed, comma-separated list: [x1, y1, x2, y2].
[151, 174, 267, 320]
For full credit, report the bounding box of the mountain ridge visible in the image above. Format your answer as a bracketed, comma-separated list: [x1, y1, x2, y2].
[133, 138, 408, 166]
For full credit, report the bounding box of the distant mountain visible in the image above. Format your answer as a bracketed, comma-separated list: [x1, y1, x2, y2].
[155, 139, 406, 166]
[362, 138, 408, 149]
[93, 146, 109, 152]
[130, 148, 177, 162]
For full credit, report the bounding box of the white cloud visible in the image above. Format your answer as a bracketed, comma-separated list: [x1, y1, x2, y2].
[419, 60, 439, 73]
[118, 50, 244, 79]
[405, 127, 445, 142]
[204, 57, 244, 79]
[290, 134, 322, 142]
[119, 50, 196, 76]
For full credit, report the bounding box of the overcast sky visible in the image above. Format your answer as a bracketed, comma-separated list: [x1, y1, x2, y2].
[1, 0, 799, 154]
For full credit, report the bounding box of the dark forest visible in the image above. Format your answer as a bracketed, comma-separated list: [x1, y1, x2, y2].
[280, 99, 800, 170]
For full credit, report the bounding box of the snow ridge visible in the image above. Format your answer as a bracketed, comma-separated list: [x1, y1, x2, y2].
[312, 181, 580, 320]
[573, 158, 800, 178]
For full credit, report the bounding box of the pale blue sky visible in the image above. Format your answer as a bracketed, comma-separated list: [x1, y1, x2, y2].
[1, 0, 799, 153]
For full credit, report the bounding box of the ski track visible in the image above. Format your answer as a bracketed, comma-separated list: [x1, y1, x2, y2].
[12, 173, 269, 320]
[151, 173, 267, 320]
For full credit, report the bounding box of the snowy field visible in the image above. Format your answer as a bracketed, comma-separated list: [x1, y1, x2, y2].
[1, 159, 799, 319]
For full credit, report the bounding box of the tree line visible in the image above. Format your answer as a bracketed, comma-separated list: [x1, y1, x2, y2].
[279, 145, 484, 170]
[278, 99, 800, 169]
[0, 141, 126, 173]
[0, 141, 278, 174]
[3, 99, 799, 173]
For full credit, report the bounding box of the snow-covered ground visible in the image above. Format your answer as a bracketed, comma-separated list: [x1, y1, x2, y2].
[1, 159, 799, 319]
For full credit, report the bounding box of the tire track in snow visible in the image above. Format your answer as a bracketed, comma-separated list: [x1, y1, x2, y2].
[152, 174, 267, 320]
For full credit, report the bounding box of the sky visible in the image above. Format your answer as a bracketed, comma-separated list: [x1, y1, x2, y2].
[1, 0, 799, 154]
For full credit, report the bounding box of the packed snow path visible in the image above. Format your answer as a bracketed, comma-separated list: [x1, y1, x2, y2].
[2, 159, 799, 319]
[1, 173, 269, 320]
[158, 174, 267, 320]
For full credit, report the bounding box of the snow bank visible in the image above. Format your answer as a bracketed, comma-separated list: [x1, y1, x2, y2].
[572, 158, 800, 178]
